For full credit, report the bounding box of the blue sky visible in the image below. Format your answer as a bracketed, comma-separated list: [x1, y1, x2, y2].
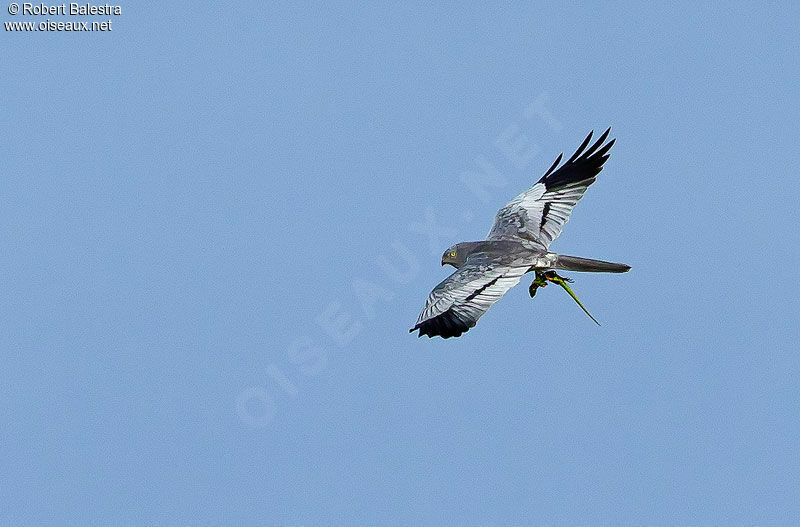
[3, 2, 800, 525]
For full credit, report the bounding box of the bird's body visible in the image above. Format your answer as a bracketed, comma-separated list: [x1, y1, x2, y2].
[438, 240, 552, 269]
[410, 128, 630, 339]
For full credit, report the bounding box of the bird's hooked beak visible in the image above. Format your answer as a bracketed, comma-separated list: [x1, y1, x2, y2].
[441, 250, 457, 268]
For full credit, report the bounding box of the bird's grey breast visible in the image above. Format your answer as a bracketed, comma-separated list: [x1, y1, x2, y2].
[464, 239, 544, 266]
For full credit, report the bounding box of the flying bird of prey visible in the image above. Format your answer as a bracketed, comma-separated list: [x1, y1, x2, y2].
[410, 128, 630, 339]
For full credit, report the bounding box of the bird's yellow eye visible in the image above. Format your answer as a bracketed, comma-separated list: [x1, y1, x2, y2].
[450, 251, 457, 258]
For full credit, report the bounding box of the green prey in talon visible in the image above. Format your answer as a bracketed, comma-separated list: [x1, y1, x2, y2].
[528, 270, 601, 326]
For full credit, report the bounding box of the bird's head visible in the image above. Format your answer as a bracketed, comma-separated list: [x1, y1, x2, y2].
[441, 244, 469, 268]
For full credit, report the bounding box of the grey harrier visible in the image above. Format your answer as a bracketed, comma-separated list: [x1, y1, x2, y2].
[410, 128, 630, 339]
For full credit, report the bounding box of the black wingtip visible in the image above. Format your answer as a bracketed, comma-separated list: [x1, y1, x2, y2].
[585, 128, 611, 157]
[592, 137, 616, 160]
[543, 152, 563, 178]
[566, 130, 594, 163]
[539, 127, 616, 189]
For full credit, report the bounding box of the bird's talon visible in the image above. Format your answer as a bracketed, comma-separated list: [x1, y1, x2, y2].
[544, 271, 573, 284]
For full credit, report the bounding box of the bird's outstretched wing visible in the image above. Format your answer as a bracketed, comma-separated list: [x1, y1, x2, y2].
[487, 128, 615, 249]
[410, 258, 528, 338]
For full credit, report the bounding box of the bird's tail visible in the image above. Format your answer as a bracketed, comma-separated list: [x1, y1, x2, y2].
[553, 254, 631, 273]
